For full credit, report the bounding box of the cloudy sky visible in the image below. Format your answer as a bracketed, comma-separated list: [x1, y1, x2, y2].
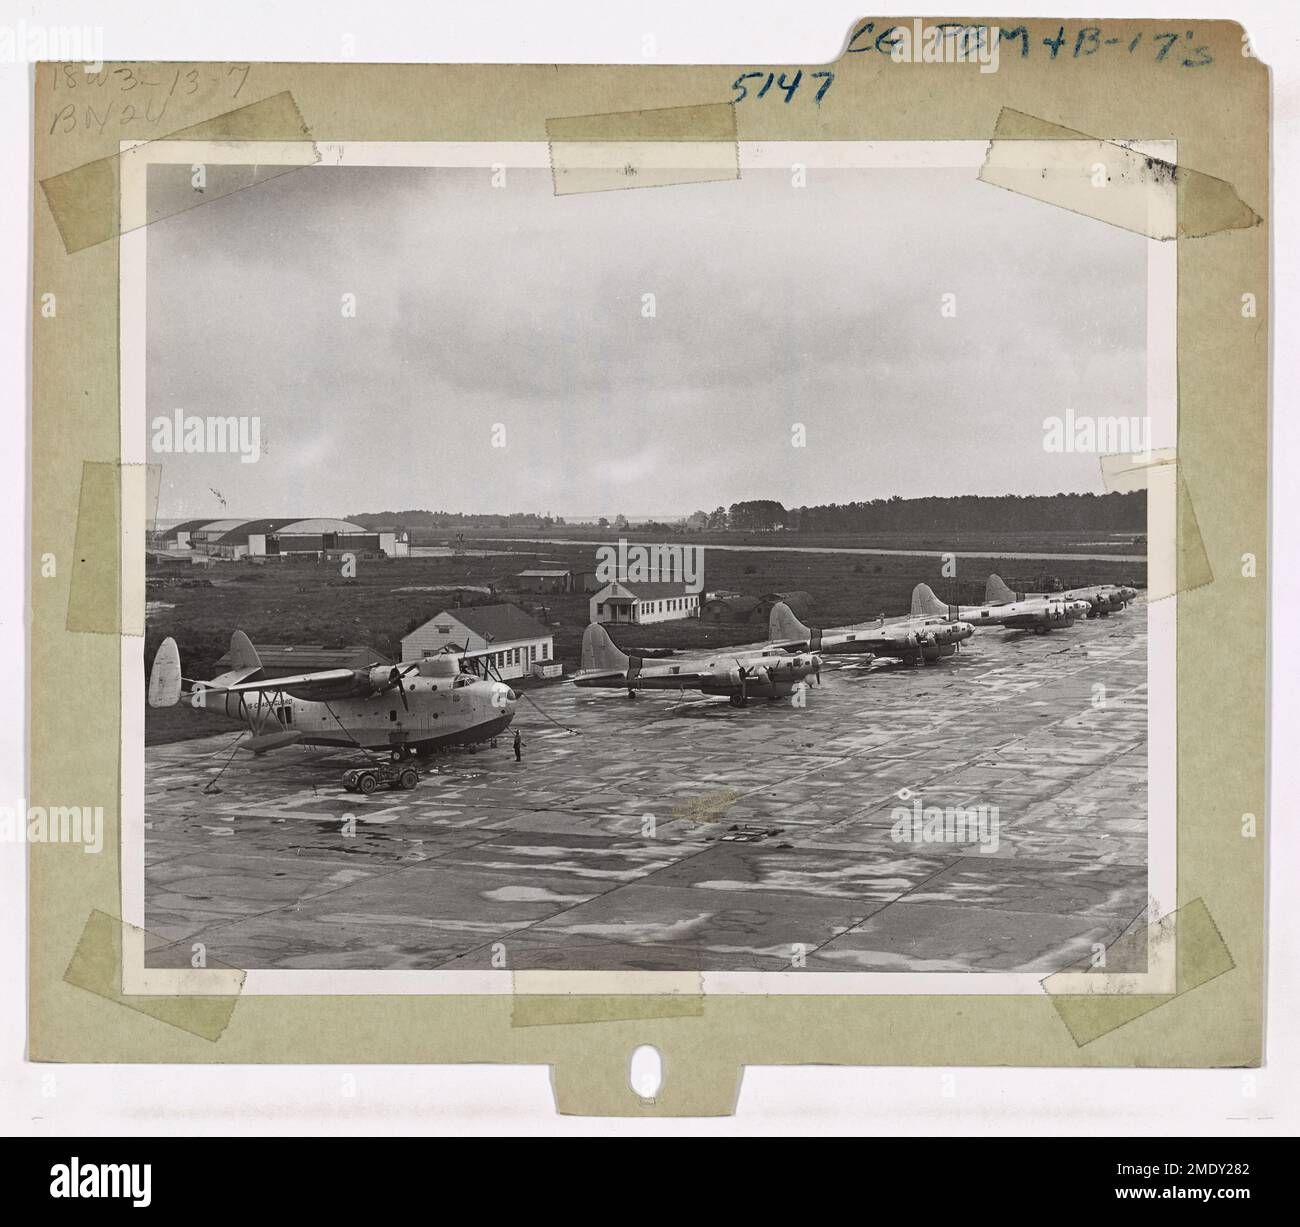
[146, 160, 1147, 520]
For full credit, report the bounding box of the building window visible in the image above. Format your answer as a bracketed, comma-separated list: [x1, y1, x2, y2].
[436, 624, 452, 633]
[542, 643, 549, 660]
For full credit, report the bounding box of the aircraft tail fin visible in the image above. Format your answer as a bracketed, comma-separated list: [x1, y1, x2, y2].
[911, 583, 949, 618]
[228, 630, 262, 671]
[769, 601, 812, 644]
[147, 637, 182, 708]
[581, 623, 631, 673]
[985, 574, 1018, 604]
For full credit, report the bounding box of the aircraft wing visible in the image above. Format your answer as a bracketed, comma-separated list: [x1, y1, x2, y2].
[632, 668, 715, 688]
[204, 669, 361, 695]
[575, 663, 716, 689]
[771, 623, 905, 650]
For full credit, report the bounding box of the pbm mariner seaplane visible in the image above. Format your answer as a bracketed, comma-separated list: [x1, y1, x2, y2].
[575, 623, 821, 707]
[911, 583, 1091, 634]
[148, 631, 516, 759]
[767, 601, 975, 667]
[985, 574, 1138, 618]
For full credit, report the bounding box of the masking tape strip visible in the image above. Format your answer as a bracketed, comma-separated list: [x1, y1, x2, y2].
[40, 91, 319, 254]
[547, 102, 739, 196]
[979, 107, 1260, 241]
[1041, 898, 1233, 1047]
[63, 910, 244, 1043]
[1100, 449, 1213, 602]
[67, 461, 160, 637]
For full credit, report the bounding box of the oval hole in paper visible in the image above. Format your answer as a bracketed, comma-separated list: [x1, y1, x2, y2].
[629, 1044, 663, 1099]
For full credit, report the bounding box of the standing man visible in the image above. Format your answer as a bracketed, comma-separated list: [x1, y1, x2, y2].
[513, 729, 523, 763]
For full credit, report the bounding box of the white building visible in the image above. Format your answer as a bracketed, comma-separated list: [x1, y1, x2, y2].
[589, 581, 700, 625]
[400, 603, 556, 680]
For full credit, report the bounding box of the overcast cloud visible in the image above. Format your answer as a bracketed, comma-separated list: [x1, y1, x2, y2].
[146, 161, 1147, 520]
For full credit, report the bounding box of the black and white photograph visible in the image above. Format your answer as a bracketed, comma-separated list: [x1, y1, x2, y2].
[132, 141, 1168, 987]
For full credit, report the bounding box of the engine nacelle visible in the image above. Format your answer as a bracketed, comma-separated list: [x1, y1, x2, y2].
[366, 664, 400, 692]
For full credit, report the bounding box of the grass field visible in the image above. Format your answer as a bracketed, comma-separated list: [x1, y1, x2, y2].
[449, 526, 1148, 557]
[144, 538, 1144, 745]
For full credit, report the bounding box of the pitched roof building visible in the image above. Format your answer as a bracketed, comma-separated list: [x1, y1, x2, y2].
[400, 603, 556, 680]
[589, 581, 700, 625]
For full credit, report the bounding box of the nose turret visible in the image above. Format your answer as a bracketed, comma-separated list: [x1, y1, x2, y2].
[937, 621, 974, 644]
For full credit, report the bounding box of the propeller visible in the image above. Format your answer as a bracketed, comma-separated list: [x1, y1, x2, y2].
[729, 659, 768, 703]
[387, 663, 419, 711]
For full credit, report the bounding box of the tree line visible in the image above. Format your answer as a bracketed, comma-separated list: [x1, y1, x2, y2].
[708, 492, 1145, 533]
[348, 492, 1146, 536]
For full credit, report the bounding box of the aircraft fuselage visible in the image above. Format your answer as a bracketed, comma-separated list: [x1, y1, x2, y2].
[190, 673, 515, 754]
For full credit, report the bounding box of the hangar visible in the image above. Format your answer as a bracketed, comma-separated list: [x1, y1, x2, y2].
[755, 590, 814, 622]
[156, 518, 215, 549]
[158, 517, 402, 560]
[184, 518, 248, 556]
[700, 594, 761, 623]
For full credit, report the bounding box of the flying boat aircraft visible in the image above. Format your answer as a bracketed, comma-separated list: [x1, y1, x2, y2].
[148, 631, 516, 759]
